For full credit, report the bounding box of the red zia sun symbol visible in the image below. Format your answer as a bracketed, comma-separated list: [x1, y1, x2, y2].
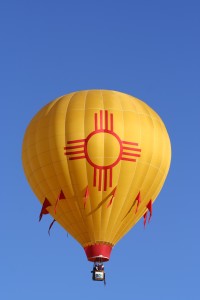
[64, 110, 141, 191]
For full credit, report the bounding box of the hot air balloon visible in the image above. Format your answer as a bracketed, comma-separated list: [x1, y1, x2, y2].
[22, 90, 171, 282]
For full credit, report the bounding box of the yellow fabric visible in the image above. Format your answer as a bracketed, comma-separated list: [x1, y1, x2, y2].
[22, 90, 171, 247]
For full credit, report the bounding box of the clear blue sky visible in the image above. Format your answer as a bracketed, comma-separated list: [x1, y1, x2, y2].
[1, 1, 199, 299]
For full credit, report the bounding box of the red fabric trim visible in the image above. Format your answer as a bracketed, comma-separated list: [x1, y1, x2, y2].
[135, 192, 141, 214]
[84, 186, 89, 209]
[54, 190, 66, 214]
[84, 243, 113, 262]
[143, 199, 153, 227]
[147, 199, 152, 222]
[143, 211, 147, 228]
[39, 198, 51, 221]
[107, 186, 117, 208]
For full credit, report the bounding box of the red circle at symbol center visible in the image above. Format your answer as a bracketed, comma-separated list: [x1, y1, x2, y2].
[85, 130, 122, 169]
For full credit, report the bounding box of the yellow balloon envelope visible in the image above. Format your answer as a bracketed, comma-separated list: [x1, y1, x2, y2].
[22, 90, 171, 262]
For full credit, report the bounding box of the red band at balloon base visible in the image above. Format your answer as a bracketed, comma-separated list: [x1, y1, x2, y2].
[84, 243, 113, 262]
